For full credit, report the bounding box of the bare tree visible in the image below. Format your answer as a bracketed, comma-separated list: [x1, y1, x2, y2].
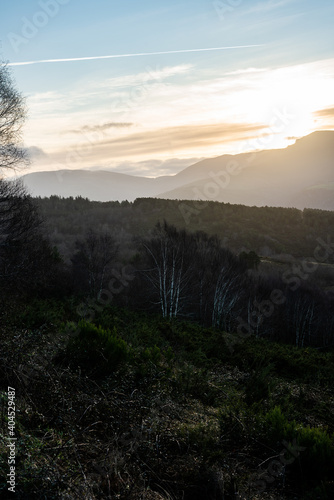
[140, 223, 246, 323]
[72, 229, 118, 297]
[0, 178, 40, 238]
[212, 264, 244, 331]
[0, 63, 27, 172]
[190, 232, 246, 328]
[282, 288, 318, 348]
[142, 221, 194, 318]
[0, 65, 58, 293]
[0, 178, 57, 290]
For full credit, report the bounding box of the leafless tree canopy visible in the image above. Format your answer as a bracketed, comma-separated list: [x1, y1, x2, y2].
[0, 178, 44, 285]
[141, 221, 246, 322]
[0, 178, 40, 238]
[0, 63, 27, 172]
[72, 229, 119, 297]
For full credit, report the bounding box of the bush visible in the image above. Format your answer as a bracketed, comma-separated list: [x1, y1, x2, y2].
[261, 406, 296, 445]
[66, 320, 129, 376]
[297, 425, 334, 480]
[232, 337, 334, 386]
[261, 406, 334, 481]
[15, 299, 66, 329]
[244, 363, 275, 405]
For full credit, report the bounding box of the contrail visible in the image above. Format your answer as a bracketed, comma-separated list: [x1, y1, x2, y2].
[7, 45, 263, 67]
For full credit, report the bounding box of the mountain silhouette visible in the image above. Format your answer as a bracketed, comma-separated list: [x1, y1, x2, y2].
[22, 130, 334, 210]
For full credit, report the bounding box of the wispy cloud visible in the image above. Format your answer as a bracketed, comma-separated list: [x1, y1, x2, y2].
[60, 122, 265, 161]
[314, 106, 334, 119]
[7, 45, 264, 67]
[25, 146, 48, 159]
[25, 64, 192, 116]
[94, 64, 192, 90]
[242, 0, 296, 15]
[313, 106, 334, 130]
[224, 68, 269, 76]
[69, 122, 134, 134]
[105, 157, 204, 177]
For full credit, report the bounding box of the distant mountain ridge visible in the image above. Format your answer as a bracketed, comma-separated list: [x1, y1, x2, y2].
[21, 131, 334, 210]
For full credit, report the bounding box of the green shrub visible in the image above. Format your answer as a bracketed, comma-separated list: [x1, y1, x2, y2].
[297, 425, 334, 480]
[232, 338, 334, 386]
[173, 364, 218, 404]
[244, 364, 275, 405]
[218, 398, 255, 446]
[94, 306, 164, 349]
[142, 345, 161, 364]
[261, 406, 334, 481]
[16, 299, 66, 328]
[261, 405, 297, 444]
[66, 320, 129, 375]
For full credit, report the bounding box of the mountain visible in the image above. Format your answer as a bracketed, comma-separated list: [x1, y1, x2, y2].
[21, 170, 155, 202]
[157, 131, 334, 209]
[21, 131, 334, 209]
[20, 169, 187, 202]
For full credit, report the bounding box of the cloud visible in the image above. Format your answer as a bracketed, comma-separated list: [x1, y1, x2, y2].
[224, 68, 268, 76]
[314, 106, 334, 119]
[69, 122, 134, 134]
[25, 146, 48, 159]
[242, 0, 296, 16]
[74, 122, 266, 160]
[313, 106, 334, 130]
[92, 64, 193, 92]
[108, 157, 205, 177]
[24, 64, 194, 121]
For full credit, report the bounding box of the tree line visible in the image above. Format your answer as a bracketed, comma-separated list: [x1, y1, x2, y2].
[63, 220, 333, 349]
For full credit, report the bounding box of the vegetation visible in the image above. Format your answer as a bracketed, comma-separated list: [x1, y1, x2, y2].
[1, 299, 334, 499]
[35, 196, 334, 265]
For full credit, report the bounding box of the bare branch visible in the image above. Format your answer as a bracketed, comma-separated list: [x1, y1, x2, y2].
[0, 63, 28, 172]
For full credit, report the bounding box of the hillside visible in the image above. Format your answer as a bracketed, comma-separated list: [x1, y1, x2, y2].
[20, 169, 187, 203]
[157, 131, 334, 209]
[1, 299, 334, 499]
[22, 131, 334, 210]
[36, 196, 334, 267]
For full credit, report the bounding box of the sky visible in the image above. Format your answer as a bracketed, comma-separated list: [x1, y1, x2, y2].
[1, 0, 334, 177]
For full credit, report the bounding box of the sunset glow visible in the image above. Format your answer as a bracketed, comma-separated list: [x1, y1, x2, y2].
[1, 0, 334, 176]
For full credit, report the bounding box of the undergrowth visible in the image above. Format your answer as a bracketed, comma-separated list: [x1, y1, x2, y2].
[1, 299, 334, 499]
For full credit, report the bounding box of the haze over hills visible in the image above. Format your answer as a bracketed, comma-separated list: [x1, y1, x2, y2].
[21, 131, 334, 210]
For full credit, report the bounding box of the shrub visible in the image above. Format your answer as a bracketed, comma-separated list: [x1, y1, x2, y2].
[297, 425, 334, 480]
[218, 398, 255, 446]
[261, 406, 334, 481]
[244, 363, 275, 405]
[16, 299, 66, 328]
[261, 406, 296, 445]
[142, 345, 162, 364]
[66, 320, 129, 376]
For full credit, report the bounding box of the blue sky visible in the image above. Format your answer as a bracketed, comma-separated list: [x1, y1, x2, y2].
[1, 0, 334, 176]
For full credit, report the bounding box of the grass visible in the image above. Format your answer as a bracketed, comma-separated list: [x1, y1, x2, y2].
[1, 298, 334, 499]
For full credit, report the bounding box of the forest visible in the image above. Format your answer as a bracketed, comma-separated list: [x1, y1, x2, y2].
[30, 194, 334, 350]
